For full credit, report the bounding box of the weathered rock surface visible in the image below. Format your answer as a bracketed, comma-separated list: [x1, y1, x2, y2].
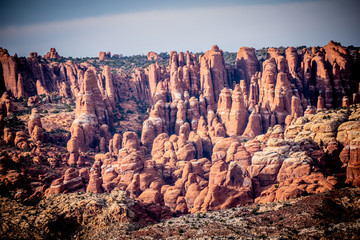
[102, 188, 360, 240]
[66, 67, 113, 164]
[235, 47, 259, 86]
[28, 108, 44, 141]
[0, 92, 13, 116]
[147, 51, 161, 61]
[0, 191, 157, 239]
[99, 51, 111, 60]
[43, 48, 62, 59]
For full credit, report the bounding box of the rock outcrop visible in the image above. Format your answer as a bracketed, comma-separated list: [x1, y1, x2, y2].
[0, 47, 87, 98]
[0, 92, 13, 116]
[200, 45, 227, 103]
[50, 105, 359, 215]
[337, 109, 360, 187]
[1, 191, 158, 239]
[235, 47, 259, 86]
[1, 41, 360, 223]
[67, 67, 112, 164]
[147, 51, 161, 61]
[43, 48, 62, 59]
[28, 108, 44, 141]
[99, 51, 111, 60]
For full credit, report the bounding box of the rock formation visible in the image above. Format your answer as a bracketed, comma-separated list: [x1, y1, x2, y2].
[0, 92, 13, 116]
[235, 47, 259, 86]
[1, 41, 360, 224]
[67, 67, 112, 165]
[147, 51, 162, 61]
[0, 47, 88, 98]
[99, 51, 111, 60]
[28, 108, 44, 141]
[43, 48, 62, 59]
[200, 45, 227, 103]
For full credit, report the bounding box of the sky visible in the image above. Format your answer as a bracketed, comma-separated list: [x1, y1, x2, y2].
[0, 0, 359, 57]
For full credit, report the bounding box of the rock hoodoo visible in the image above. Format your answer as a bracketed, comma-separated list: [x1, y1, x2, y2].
[0, 41, 359, 221]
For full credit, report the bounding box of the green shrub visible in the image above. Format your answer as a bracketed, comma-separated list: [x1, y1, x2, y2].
[252, 205, 260, 215]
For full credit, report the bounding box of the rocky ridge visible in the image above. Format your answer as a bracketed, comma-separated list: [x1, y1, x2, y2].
[0, 191, 155, 239]
[1, 187, 359, 239]
[118, 187, 360, 240]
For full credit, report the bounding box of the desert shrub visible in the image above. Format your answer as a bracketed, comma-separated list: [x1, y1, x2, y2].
[252, 205, 260, 215]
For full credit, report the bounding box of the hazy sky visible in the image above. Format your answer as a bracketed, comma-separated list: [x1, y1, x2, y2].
[0, 0, 359, 57]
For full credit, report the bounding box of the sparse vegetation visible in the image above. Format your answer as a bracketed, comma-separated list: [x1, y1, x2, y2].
[252, 205, 260, 215]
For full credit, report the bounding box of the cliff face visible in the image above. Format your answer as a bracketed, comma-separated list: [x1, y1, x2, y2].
[0, 41, 359, 219]
[0, 48, 84, 98]
[66, 67, 114, 165]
